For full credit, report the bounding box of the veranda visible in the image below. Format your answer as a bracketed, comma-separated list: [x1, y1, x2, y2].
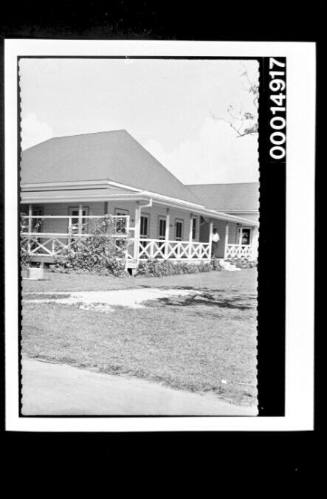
[20, 207, 257, 271]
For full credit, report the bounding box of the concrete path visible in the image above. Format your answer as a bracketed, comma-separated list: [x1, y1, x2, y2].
[22, 358, 257, 416]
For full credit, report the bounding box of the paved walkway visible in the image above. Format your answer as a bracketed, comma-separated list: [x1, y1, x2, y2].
[22, 358, 257, 416]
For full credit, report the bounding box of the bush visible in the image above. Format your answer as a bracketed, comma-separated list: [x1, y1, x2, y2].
[226, 258, 257, 269]
[136, 259, 214, 277]
[53, 216, 128, 277]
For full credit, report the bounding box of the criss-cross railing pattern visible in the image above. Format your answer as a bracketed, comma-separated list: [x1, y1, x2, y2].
[138, 238, 210, 260]
[225, 243, 252, 260]
[21, 233, 71, 257]
[20, 233, 129, 258]
[20, 214, 254, 265]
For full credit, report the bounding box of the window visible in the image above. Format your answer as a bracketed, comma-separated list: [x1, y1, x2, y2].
[158, 217, 166, 240]
[69, 206, 89, 234]
[192, 217, 197, 240]
[114, 208, 129, 234]
[241, 228, 251, 245]
[32, 207, 44, 232]
[140, 214, 149, 237]
[20, 206, 44, 233]
[175, 219, 184, 241]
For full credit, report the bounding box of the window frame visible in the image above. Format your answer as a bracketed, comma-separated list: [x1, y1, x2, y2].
[158, 216, 167, 240]
[68, 205, 89, 234]
[140, 212, 150, 238]
[114, 208, 130, 234]
[240, 227, 252, 246]
[191, 216, 197, 240]
[175, 218, 184, 241]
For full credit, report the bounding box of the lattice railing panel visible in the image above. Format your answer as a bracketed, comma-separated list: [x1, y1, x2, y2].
[225, 244, 252, 260]
[138, 239, 210, 261]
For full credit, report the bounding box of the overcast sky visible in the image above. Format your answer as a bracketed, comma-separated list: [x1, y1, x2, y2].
[20, 58, 259, 184]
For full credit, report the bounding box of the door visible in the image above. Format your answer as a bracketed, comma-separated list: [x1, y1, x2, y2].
[240, 228, 251, 245]
[69, 206, 89, 234]
[114, 208, 129, 234]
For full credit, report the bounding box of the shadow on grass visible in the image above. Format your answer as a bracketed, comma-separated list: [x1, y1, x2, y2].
[146, 291, 256, 310]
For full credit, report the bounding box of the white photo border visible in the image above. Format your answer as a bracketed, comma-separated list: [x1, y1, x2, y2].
[5, 40, 315, 431]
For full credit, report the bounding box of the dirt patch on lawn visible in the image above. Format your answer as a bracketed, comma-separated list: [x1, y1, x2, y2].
[23, 288, 196, 313]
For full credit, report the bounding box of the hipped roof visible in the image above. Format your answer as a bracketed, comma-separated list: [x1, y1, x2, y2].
[187, 182, 259, 212]
[22, 130, 200, 205]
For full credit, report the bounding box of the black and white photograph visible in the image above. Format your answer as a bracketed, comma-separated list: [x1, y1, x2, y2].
[4, 40, 315, 432]
[19, 57, 259, 416]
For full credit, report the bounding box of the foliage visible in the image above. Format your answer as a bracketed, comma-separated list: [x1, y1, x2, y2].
[20, 245, 31, 269]
[20, 214, 31, 269]
[211, 64, 258, 138]
[53, 215, 127, 277]
[136, 258, 218, 277]
[226, 258, 257, 269]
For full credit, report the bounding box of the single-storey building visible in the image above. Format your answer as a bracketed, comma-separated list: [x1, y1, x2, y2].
[20, 130, 258, 269]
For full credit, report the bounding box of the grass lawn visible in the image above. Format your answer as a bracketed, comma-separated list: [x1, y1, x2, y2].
[22, 269, 257, 407]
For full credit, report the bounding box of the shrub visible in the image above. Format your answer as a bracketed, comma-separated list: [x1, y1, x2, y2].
[136, 259, 214, 277]
[226, 258, 257, 269]
[20, 215, 32, 270]
[53, 215, 128, 277]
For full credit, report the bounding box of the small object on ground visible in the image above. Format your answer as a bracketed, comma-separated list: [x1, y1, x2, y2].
[26, 267, 45, 280]
[219, 260, 241, 272]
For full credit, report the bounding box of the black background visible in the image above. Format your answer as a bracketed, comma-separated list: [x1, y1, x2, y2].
[0, 0, 322, 478]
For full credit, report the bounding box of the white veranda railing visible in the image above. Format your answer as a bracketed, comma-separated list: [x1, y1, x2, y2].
[20, 215, 130, 259]
[225, 243, 253, 260]
[137, 238, 211, 260]
[20, 215, 254, 263]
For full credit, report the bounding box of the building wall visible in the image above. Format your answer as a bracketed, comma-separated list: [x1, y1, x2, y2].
[30, 202, 106, 234]
[22, 201, 201, 242]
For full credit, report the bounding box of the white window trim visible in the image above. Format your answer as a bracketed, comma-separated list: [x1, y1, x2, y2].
[68, 205, 89, 233]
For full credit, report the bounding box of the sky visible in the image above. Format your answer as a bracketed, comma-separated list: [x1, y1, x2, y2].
[20, 58, 259, 184]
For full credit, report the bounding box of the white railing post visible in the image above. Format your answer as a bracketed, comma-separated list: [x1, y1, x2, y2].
[188, 213, 193, 260]
[250, 226, 259, 261]
[78, 204, 83, 236]
[165, 208, 170, 259]
[224, 223, 229, 259]
[134, 202, 141, 262]
[28, 204, 32, 254]
[176, 241, 181, 259]
[68, 216, 73, 249]
[149, 240, 154, 259]
[238, 225, 243, 246]
[208, 221, 213, 259]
